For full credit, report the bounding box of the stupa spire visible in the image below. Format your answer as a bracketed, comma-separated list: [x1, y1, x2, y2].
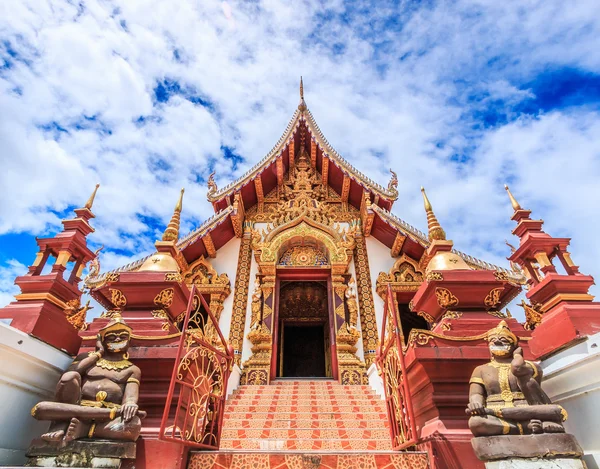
[421, 187, 446, 241]
[162, 188, 185, 242]
[298, 76, 307, 112]
[84, 184, 100, 210]
[504, 184, 522, 211]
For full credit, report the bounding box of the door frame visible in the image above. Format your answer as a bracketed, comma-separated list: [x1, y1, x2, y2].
[270, 267, 338, 381]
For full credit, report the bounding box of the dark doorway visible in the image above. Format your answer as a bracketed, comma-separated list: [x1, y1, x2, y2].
[282, 324, 326, 377]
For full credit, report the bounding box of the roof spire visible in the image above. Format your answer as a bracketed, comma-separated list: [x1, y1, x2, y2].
[421, 187, 446, 241]
[504, 184, 522, 211]
[298, 76, 307, 112]
[84, 184, 100, 210]
[162, 188, 185, 242]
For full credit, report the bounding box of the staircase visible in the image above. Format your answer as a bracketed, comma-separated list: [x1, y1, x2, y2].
[187, 380, 430, 468]
[221, 379, 391, 451]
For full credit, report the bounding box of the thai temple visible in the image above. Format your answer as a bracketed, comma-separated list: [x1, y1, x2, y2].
[1, 81, 600, 469]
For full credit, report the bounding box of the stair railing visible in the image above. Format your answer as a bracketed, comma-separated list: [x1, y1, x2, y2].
[376, 283, 419, 450]
[159, 285, 233, 449]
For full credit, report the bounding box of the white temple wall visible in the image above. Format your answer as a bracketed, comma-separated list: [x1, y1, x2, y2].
[365, 236, 396, 340]
[541, 333, 600, 468]
[0, 323, 72, 466]
[349, 257, 366, 362]
[210, 236, 241, 340]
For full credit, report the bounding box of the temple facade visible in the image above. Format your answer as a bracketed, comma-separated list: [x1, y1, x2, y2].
[1, 81, 599, 469]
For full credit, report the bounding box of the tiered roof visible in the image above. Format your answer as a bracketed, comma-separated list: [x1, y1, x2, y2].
[92, 80, 514, 283]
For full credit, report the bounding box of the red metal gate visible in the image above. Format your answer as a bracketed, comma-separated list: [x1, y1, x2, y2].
[376, 284, 419, 450]
[159, 285, 233, 449]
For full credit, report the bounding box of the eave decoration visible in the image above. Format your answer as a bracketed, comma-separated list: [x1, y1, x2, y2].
[182, 257, 231, 340]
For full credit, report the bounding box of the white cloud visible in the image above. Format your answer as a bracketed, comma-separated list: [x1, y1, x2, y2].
[0, 260, 27, 308]
[1, 0, 600, 323]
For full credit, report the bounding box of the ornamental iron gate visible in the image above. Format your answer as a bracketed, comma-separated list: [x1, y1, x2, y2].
[159, 285, 233, 449]
[376, 284, 419, 450]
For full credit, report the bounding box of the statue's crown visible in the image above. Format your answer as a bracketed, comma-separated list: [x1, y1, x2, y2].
[99, 313, 133, 339]
[486, 320, 518, 343]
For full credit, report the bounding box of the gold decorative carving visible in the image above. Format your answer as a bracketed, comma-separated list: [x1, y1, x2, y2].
[105, 272, 120, 283]
[109, 289, 127, 308]
[154, 288, 175, 308]
[354, 234, 378, 367]
[390, 233, 406, 257]
[406, 328, 489, 349]
[484, 287, 504, 309]
[228, 227, 253, 366]
[202, 233, 217, 258]
[426, 271, 443, 281]
[434, 288, 458, 309]
[488, 310, 510, 319]
[520, 300, 543, 331]
[417, 311, 435, 325]
[494, 270, 510, 282]
[278, 245, 328, 267]
[183, 257, 230, 287]
[376, 254, 424, 299]
[241, 324, 272, 385]
[345, 277, 359, 328]
[64, 299, 91, 331]
[165, 272, 182, 282]
[442, 310, 462, 320]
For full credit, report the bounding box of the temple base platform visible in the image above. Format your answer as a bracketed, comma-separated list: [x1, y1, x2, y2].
[472, 434, 583, 466]
[484, 458, 586, 469]
[187, 451, 430, 469]
[26, 439, 136, 468]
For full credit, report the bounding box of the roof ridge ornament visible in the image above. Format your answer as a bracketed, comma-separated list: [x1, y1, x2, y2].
[298, 76, 307, 112]
[504, 184, 522, 211]
[207, 171, 217, 199]
[421, 186, 446, 241]
[84, 184, 100, 210]
[162, 188, 185, 242]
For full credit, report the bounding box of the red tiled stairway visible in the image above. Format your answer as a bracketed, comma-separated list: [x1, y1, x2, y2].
[221, 380, 391, 451]
[187, 380, 430, 469]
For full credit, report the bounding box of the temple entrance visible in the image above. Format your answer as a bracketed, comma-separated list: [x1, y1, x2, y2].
[282, 324, 326, 377]
[275, 280, 333, 378]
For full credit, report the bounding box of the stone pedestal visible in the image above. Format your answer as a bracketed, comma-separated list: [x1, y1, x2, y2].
[485, 458, 586, 469]
[471, 433, 584, 462]
[27, 439, 136, 468]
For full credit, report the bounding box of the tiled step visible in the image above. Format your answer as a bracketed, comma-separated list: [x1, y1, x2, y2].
[221, 428, 390, 440]
[223, 418, 388, 429]
[223, 411, 388, 421]
[219, 380, 392, 453]
[229, 396, 382, 405]
[220, 438, 393, 451]
[187, 451, 430, 469]
[224, 404, 385, 413]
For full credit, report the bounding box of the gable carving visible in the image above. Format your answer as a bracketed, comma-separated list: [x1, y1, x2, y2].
[376, 254, 424, 299]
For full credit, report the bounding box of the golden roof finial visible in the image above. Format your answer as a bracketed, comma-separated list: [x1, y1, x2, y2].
[421, 187, 446, 241]
[162, 188, 185, 242]
[504, 184, 522, 211]
[298, 76, 307, 112]
[84, 184, 100, 210]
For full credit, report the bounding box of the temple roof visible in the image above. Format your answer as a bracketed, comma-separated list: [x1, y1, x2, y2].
[88, 81, 519, 286]
[207, 108, 399, 209]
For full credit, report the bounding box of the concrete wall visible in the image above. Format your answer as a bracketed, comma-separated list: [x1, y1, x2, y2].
[541, 333, 600, 469]
[365, 236, 396, 340]
[0, 323, 72, 465]
[210, 236, 241, 340]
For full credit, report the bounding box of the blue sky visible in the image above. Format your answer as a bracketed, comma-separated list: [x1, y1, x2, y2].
[1, 0, 600, 318]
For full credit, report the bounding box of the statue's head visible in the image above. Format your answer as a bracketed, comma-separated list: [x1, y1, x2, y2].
[98, 313, 133, 354]
[486, 320, 518, 358]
